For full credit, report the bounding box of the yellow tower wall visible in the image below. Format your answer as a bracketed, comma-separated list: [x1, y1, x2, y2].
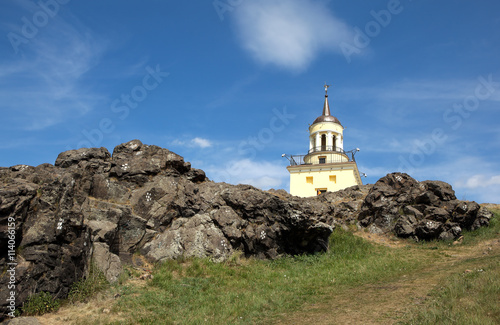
[287, 163, 361, 197]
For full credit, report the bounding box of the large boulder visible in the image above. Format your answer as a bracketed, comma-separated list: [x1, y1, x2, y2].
[55, 147, 111, 169]
[0, 174, 91, 320]
[357, 172, 492, 241]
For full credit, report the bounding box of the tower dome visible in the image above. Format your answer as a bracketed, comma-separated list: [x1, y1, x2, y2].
[307, 84, 344, 154]
[312, 85, 342, 125]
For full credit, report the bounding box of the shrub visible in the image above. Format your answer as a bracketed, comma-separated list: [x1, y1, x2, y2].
[68, 262, 109, 303]
[22, 291, 60, 316]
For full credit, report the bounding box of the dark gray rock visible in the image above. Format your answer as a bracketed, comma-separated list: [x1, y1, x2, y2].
[451, 201, 481, 229]
[422, 180, 456, 201]
[472, 206, 494, 230]
[438, 222, 462, 241]
[357, 173, 490, 241]
[424, 206, 450, 222]
[55, 147, 111, 169]
[92, 242, 122, 283]
[415, 219, 443, 239]
[394, 215, 418, 237]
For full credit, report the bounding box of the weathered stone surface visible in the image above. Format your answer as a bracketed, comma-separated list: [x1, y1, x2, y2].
[394, 215, 418, 237]
[358, 173, 489, 241]
[472, 206, 494, 230]
[142, 213, 232, 263]
[92, 242, 122, 283]
[55, 147, 111, 169]
[415, 219, 443, 239]
[109, 140, 193, 184]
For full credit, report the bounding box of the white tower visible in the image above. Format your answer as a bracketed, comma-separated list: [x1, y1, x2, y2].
[285, 85, 362, 197]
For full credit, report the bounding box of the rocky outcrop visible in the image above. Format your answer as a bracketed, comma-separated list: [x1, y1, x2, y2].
[0, 141, 494, 320]
[358, 173, 493, 241]
[0, 140, 333, 318]
[0, 169, 91, 319]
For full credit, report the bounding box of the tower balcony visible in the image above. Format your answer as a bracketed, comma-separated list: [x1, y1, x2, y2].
[308, 146, 344, 154]
[285, 148, 357, 166]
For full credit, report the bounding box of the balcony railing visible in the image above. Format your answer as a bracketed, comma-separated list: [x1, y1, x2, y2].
[285, 148, 357, 166]
[308, 146, 345, 154]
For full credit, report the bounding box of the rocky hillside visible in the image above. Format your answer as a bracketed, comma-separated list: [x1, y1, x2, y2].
[0, 140, 493, 318]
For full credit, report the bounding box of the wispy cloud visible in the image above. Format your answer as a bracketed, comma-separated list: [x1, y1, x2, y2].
[171, 137, 213, 149]
[0, 4, 106, 130]
[191, 137, 213, 148]
[232, 0, 353, 71]
[339, 77, 500, 103]
[458, 174, 500, 189]
[452, 171, 500, 204]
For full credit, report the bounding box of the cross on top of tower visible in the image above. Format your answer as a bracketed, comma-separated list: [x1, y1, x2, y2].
[324, 83, 331, 95]
[312, 83, 341, 125]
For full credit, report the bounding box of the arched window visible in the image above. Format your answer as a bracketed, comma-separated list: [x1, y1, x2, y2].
[332, 135, 336, 151]
[321, 134, 326, 151]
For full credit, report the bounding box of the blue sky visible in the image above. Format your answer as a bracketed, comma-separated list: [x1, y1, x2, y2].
[1, 0, 499, 203]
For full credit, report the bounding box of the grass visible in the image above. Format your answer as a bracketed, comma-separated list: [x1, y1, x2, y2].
[68, 262, 109, 303]
[460, 208, 500, 245]
[38, 209, 500, 324]
[110, 229, 425, 324]
[21, 291, 60, 316]
[398, 255, 500, 325]
[397, 209, 500, 325]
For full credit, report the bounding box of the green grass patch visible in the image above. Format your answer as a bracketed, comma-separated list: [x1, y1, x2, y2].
[398, 254, 500, 325]
[112, 229, 426, 324]
[21, 291, 60, 316]
[461, 210, 500, 245]
[396, 210, 500, 324]
[68, 262, 109, 303]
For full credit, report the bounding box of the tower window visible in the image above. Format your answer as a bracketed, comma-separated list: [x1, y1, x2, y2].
[319, 156, 326, 164]
[306, 176, 313, 184]
[329, 175, 337, 183]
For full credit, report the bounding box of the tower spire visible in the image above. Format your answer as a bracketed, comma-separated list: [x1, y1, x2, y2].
[323, 83, 331, 116]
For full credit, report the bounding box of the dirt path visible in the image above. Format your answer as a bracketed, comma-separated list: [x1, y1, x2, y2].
[275, 235, 500, 325]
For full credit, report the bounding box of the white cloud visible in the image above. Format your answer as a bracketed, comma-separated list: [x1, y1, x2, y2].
[455, 175, 500, 203]
[171, 137, 213, 149]
[205, 158, 289, 190]
[170, 139, 185, 146]
[191, 137, 213, 148]
[458, 174, 500, 189]
[232, 0, 353, 71]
